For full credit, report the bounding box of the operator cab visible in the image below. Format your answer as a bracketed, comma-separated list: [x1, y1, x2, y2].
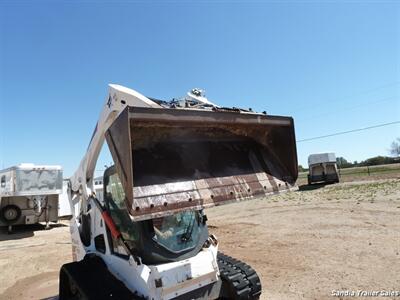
[103, 165, 209, 264]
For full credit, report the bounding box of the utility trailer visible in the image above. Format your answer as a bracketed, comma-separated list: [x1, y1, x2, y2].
[0, 163, 63, 233]
[307, 153, 339, 185]
[93, 176, 104, 202]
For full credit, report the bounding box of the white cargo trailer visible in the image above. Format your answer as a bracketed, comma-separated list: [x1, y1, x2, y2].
[0, 163, 63, 233]
[58, 177, 103, 218]
[93, 176, 103, 202]
[307, 153, 339, 185]
[58, 180, 72, 218]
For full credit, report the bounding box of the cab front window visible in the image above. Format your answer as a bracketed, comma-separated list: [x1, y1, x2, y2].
[152, 211, 202, 252]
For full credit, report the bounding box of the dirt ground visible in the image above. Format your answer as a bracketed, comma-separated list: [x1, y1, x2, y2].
[0, 179, 399, 300]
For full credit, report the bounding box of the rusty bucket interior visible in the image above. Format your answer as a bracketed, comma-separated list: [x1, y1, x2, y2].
[106, 106, 298, 221]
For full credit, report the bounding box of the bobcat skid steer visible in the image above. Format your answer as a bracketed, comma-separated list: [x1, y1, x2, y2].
[60, 85, 298, 300]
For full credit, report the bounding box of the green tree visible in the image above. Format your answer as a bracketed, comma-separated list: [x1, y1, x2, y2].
[358, 156, 397, 166]
[298, 165, 308, 172]
[336, 157, 353, 168]
[390, 138, 400, 157]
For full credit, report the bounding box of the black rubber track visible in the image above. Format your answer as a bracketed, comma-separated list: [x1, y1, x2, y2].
[59, 255, 145, 300]
[217, 252, 262, 299]
[59, 253, 261, 300]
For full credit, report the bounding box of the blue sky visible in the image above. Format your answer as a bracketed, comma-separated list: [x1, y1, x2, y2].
[0, 1, 399, 177]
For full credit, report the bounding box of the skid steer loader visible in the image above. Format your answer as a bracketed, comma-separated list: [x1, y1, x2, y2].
[60, 85, 298, 300]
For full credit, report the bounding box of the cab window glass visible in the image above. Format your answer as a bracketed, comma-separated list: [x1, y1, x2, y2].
[152, 211, 202, 252]
[105, 171, 139, 253]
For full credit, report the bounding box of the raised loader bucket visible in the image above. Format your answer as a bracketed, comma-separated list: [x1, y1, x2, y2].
[106, 106, 298, 221]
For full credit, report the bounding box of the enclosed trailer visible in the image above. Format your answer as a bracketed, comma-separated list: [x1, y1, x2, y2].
[93, 176, 104, 202]
[0, 163, 63, 233]
[59, 180, 72, 218]
[59, 176, 103, 218]
[307, 153, 339, 184]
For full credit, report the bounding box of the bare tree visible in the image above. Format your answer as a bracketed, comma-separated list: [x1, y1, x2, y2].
[390, 138, 400, 156]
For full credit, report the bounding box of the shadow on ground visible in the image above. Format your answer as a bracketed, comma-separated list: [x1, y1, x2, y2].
[0, 223, 67, 241]
[297, 183, 327, 191]
[0, 272, 60, 300]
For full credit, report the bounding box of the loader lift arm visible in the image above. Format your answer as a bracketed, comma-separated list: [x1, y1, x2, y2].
[69, 84, 161, 205]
